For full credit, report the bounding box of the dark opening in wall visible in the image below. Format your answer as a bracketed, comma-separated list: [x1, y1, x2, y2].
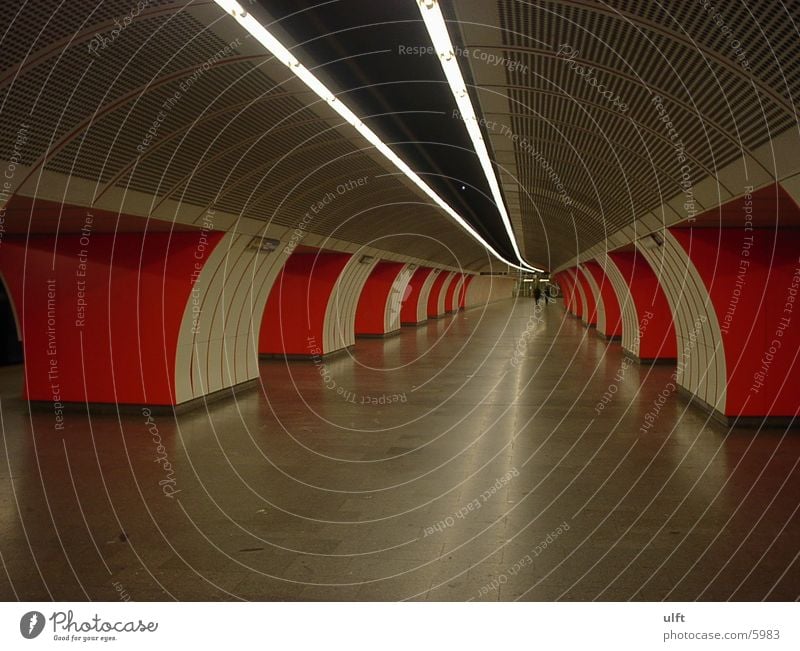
[0, 279, 22, 366]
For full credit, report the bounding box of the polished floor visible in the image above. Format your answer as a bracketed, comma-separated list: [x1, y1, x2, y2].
[0, 299, 798, 601]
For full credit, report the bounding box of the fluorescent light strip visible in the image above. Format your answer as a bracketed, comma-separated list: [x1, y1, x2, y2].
[213, 0, 536, 272]
[416, 0, 542, 272]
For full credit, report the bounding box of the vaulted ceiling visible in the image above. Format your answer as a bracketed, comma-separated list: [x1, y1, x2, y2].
[1, 1, 798, 271]
[0, 1, 489, 269]
[450, 0, 800, 269]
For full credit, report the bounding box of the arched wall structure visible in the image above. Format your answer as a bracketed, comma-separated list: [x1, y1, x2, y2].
[567, 268, 586, 319]
[325, 255, 378, 352]
[459, 274, 475, 309]
[602, 250, 677, 363]
[581, 261, 622, 339]
[444, 273, 464, 313]
[354, 261, 413, 337]
[575, 266, 598, 327]
[556, 269, 579, 315]
[260, 251, 377, 358]
[176, 231, 292, 404]
[427, 270, 453, 319]
[636, 232, 726, 421]
[0, 230, 286, 408]
[401, 267, 439, 326]
[636, 214, 800, 422]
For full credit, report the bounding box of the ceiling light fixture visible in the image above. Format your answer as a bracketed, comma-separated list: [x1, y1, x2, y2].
[212, 0, 540, 272]
[415, 0, 543, 272]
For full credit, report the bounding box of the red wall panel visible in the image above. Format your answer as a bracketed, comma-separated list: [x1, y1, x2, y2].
[427, 271, 449, 318]
[576, 267, 597, 325]
[567, 269, 585, 318]
[401, 266, 433, 324]
[444, 273, 462, 313]
[355, 261, 405, 335]
[609, 251, 676, 360]
[0, 231, 223, 405]
[259, 251, 351, 356]
[556, 270, 579, 315]
[458, 274, 474, 308]
[583, 261, 622, 337]
[671, 227, 800, 417]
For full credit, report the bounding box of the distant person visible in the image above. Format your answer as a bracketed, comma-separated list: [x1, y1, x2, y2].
[533, 285, 541, 304]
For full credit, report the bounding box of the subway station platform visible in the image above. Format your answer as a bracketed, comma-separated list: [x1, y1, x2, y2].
[1, 299, 797, 601]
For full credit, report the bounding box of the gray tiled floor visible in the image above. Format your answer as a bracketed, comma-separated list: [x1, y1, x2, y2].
[0, 299, 798, 601]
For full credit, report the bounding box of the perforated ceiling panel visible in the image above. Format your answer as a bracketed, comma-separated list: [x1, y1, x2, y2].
[0, 1, 488, 270]
[3, 1, 797, 272]
[452, 0, 799, 269]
